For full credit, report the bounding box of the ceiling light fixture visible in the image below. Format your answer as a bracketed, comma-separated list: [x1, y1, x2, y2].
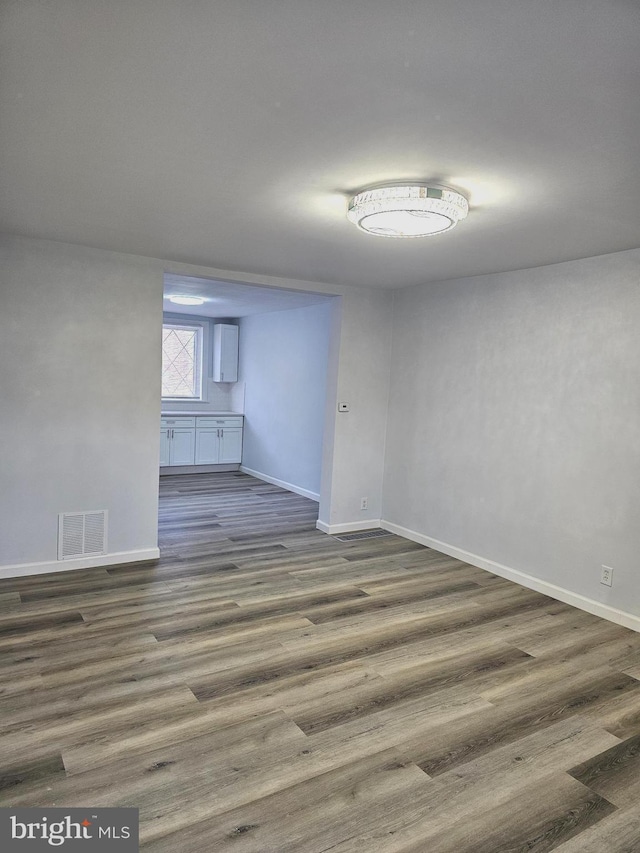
[347, 185, 469, 238]
[167, 295, 205, 306]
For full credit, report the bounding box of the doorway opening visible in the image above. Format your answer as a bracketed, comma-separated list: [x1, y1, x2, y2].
[159, 272, 340, 546]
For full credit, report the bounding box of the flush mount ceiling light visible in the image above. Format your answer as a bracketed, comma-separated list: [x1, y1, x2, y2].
[167, 294, 205, 306]
[347, 185, 469, 238]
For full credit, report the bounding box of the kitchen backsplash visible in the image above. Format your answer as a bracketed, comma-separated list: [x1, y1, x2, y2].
[230, 381, 245, 413]
[163, 380, 245, 413]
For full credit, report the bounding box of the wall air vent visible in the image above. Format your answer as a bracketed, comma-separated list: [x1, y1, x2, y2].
[58, 510, 108, 560]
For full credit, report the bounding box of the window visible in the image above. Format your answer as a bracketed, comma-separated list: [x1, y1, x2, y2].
[162, 322, 204, 400]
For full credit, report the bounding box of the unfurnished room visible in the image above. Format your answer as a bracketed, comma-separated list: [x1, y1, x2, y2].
[1, 2, 640, 851]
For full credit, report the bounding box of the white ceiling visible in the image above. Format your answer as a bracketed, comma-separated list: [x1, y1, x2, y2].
[163, 274, 333, 317]
[1, 0, 639, 289]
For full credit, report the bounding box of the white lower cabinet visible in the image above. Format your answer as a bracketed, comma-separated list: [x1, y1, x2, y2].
[161, 415, 243, 467]
[195, 417, 243, 464]
[218, 428, 243, 463]
[160, 419, 197, 466]
[170, 428, 196, 465]
[159, 428, 171, 466]
[194, 429, 219, 464]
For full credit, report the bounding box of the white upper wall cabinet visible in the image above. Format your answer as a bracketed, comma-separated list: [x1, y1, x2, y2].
[213, 324, 239, 383]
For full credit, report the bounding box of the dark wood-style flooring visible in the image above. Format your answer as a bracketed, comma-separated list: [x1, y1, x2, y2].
[2, 472, 640, 851]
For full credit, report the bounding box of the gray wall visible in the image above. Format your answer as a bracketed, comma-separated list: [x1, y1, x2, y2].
[16, 226, 637, 625]
[239, 302, 333, 498]
[0, 236, 393, 574]
[319, 287, 393, 528]
[0, 236, 162, 569]
[383, 248, 640, 616]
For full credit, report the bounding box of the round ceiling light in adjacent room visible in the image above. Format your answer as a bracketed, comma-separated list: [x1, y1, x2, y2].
[167, 295, 205, 305]
[347, 185, 469, 237]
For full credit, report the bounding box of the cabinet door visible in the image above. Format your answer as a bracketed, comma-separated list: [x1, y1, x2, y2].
[218, 428, 243, 463]
[213, 324, 239, 382]
[159, 429, 171, 466]
[170, 428, 196, 466]
[195, 429, 220, 464]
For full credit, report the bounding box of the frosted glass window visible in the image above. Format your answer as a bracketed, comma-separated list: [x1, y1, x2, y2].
[162, 323, 203, 399]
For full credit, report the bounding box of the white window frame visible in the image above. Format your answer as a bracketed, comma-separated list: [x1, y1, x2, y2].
[162, 320, 206, 402]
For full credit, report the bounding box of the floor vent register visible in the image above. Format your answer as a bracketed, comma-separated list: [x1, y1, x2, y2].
[334, 529, 393, 542]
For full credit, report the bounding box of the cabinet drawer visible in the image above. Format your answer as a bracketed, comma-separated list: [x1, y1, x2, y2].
[196, 416, 243, 428]
[161, 417, 196, 428]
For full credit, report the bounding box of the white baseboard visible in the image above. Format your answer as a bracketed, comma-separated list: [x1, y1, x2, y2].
[0, 548, 160, 580]
[160, 464, 240, 475]
[316, 519, 383, 535]
[381, 520, 640, 634]
[240, 466, 319, 502]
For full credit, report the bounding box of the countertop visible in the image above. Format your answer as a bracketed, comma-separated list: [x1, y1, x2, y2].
[161, 411, 243, 417]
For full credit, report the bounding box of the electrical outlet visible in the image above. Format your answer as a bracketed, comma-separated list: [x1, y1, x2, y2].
[601, 565, 613, 587]
[360, 497, 368, 511]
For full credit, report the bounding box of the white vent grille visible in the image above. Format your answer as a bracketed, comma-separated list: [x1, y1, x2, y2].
[58, 510, 108, 560]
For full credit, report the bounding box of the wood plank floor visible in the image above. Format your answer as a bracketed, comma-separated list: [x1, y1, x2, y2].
[2, 471, 640, 851]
